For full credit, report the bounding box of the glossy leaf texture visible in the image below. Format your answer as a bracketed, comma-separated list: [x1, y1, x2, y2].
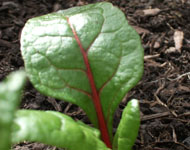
[0, 71, 26, 150]
[113, 99, 140, 150]
[21, 2, 144, 138]
[12, 110, 109, 150]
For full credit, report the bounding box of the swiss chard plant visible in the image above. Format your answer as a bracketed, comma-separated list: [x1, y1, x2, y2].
[0, 2, 144, 150]
[0, 71, 26, 150]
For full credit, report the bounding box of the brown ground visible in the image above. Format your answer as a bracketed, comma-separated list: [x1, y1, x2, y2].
[0, 0, 190, 150]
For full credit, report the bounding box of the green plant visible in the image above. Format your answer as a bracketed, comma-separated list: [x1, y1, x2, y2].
[0, 71, 26, 150]
[0, 2, 144, 150]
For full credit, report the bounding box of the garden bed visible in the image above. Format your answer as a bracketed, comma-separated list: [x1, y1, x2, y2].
[0, 0, 189, 149]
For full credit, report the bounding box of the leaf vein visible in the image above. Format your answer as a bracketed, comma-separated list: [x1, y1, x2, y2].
[35, 51, 86, 72]
[86, 18, 105, 53]
[98, 46, 122, 94]
[39, 35, 74, 38]
[33, 50, 92, 98]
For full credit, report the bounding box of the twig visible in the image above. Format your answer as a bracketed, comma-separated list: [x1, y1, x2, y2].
[141, 111, 171, 121]
[168, 72, 190, 81]
[151, 141, 190, 150]
[144, 54, 160, 59]
[0, 39, 12, 48]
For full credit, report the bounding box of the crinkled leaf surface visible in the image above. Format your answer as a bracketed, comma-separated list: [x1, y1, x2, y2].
[12, 110, 108, 150]
[113, 99, 140, 150]
[21, 2, 144, 138]
[0, 71, 26, 150]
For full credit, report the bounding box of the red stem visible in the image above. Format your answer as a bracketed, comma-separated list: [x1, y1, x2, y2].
[67, 18, 112, 148]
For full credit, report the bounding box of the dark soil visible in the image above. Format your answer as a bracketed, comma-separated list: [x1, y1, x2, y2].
[0, 0, 190, 150]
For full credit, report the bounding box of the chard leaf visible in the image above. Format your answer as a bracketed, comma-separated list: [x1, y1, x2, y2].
[12, 110, 109, 150]
[113, 99, 140, 150]
[21, 2, 143, 140]
[0, 71, 26, 150]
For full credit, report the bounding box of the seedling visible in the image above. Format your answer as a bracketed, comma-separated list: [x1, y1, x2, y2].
[0, 71, 26, 150]
[0, 2, 144, 150]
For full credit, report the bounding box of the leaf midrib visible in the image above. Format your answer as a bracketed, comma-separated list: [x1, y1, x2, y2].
[66, 16, 112, 148]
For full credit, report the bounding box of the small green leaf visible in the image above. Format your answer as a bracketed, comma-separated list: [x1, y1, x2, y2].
[113, 99, 140, 150]
[21, 2, 143, 139]
[12, 110, 109, 150]
[0, 70, 26, 150]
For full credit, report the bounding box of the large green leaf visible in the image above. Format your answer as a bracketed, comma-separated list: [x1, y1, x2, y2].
[12, 110, 109, 150]
[0, 71, 26, 150]
[21, 2, 143, 139]
[113, 99, 140, 150]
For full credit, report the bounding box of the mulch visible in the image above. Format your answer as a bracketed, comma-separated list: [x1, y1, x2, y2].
[0, 0, 190, 150]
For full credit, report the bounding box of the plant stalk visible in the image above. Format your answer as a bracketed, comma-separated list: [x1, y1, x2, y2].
[67, 17, 112, 148]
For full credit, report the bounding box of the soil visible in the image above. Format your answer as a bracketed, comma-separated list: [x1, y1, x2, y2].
[0, 0, 190, 150]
